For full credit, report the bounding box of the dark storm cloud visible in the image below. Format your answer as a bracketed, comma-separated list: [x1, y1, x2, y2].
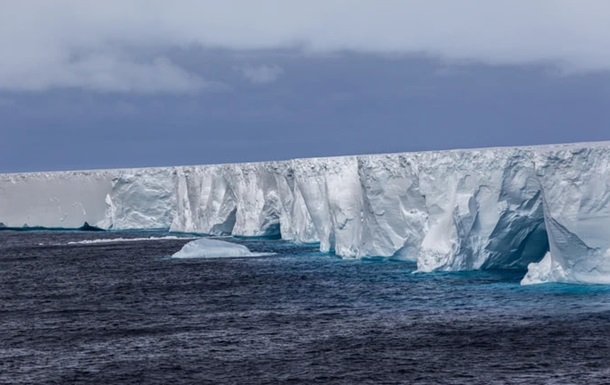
[1, 52, 608, 172]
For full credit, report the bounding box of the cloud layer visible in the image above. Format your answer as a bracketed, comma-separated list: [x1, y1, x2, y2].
[238, 65, 284, 85]
[2, 1, 610, 93]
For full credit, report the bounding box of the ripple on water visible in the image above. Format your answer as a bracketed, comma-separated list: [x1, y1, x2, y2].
[1, 231, 609, 384]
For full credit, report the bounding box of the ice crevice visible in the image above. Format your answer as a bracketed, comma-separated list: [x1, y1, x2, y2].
[1, 142, 610, 284]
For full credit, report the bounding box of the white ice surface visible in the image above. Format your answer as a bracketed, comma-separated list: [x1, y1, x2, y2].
[0, 170, 113, 228]
[2, 141, 610, 284]
[521, 252, 569, 285]
[522, 146, 610, 284]
[171, 238, 258, 259]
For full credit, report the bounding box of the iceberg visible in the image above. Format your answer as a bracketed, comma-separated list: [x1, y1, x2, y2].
[1, 141, 610, 284]
[171, 238, 255, 259]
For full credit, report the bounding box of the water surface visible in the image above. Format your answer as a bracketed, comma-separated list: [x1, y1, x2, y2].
[1, 231, 609, 384]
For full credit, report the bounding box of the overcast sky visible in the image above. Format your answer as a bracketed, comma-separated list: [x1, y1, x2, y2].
[1, 1, 609, 172]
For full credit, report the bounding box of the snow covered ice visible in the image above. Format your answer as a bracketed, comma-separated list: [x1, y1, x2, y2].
[171, 238, 256, 259]
[2, 141, 610, 284]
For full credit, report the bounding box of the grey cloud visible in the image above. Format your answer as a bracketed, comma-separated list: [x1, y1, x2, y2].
[1, 1, 610, 93]
[0, 50, 211, 94]
[238, 65, 284, 84]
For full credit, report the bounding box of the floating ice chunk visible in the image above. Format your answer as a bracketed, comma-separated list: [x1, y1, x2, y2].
[520, 252, 568, 285]
[171, 238, 256, 259]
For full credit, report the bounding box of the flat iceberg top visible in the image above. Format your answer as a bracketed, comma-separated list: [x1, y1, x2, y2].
[171, 238, 255, 259]
[2, 140, 609, 176]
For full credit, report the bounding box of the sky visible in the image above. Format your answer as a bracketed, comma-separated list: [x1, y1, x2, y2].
[1, 1, 609, 173]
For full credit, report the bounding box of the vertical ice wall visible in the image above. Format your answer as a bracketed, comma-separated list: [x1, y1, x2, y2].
[99, 167, 176, 230]
[1, 142, 609, 284]
[522, 145, 610, 284]
[355, 149, 547, 272]
[412, 149, 544, 272]
[0, 170, 113, 228]
[357, 154, 426, 261]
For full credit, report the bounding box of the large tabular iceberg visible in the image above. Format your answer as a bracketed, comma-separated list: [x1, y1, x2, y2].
[1, 141, 609, 284]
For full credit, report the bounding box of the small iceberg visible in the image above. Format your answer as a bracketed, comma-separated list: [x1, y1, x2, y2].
[171, 238, 270, 259]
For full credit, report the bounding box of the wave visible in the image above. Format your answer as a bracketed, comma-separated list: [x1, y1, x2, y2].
[65, 236, 197, 245]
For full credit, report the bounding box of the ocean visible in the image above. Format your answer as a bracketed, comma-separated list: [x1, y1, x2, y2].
[1, 230, 610, 384]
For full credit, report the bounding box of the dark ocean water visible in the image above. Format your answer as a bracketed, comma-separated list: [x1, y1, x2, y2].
[1, 231, 610, 384]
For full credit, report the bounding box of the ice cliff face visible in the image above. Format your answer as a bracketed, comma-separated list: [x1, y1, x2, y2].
[0, 170, 113, 228]
[1, 142, 609, 285]
[522, 146, 610, 284]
